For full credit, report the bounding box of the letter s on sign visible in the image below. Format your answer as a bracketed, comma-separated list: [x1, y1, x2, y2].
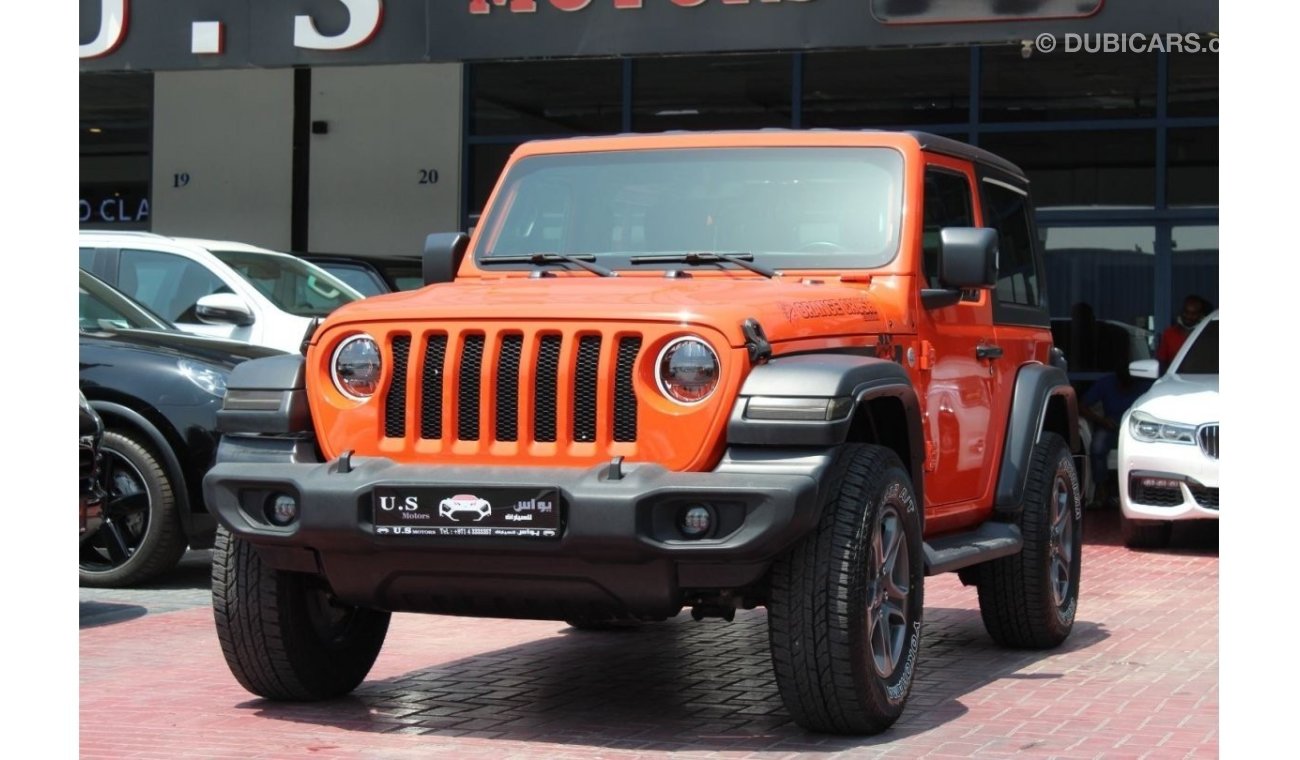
[295, 0, 384, 51]
[80, 0, 129, 59]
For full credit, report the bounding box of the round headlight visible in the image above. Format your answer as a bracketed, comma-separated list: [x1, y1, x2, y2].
[331, 334, 381, 400]
[656, 337, 720, 404]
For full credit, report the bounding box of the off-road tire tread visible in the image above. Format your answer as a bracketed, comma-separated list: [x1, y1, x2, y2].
[976, 432, 1078, 649]
[80, 429, 186, 587]
[212, 527, 390, 701]
[768, 444, 921, 735]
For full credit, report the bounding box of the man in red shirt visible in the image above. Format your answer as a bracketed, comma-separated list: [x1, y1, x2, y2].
[1156, 295, 1210, 372]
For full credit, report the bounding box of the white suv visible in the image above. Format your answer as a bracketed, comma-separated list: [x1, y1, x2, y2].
[79, 231, 364, 354]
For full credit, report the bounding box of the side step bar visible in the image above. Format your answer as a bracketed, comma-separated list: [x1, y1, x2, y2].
[923, 522, 1022, 576]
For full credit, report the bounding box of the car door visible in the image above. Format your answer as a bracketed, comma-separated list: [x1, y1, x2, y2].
[980, 175, 1054, 413]
[916, 160, 1003, 520]
[115, 248, 247, 342]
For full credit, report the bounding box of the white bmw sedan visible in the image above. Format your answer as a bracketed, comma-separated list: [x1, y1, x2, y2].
[1118, 311, 1219, 548]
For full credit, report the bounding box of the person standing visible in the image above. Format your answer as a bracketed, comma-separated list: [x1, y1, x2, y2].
[1079, 359, 1153, 509]
[1155, 295, 1210, 372]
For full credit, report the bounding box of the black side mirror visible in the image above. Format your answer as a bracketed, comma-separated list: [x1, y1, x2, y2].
[422, 232, 470, 286]
[922, 227, 999, 309]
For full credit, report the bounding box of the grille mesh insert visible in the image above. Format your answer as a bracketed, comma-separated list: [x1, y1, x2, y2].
[613, 337, 641, 442]
[458, 335, 485, 441]
[534, 336, 562, 443]
[384, 336, 411, 438]
[496, 335, 523, 442]
[420, 335, 447, 439]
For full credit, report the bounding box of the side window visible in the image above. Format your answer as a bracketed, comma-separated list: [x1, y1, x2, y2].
[79, 248, 96, 272]
[922, 169, 974, 288]
[982, 181, 1039, 307]
[117, 249, 228, 324]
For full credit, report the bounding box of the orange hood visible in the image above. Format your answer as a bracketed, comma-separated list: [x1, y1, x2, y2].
[313, 273, 917, 349]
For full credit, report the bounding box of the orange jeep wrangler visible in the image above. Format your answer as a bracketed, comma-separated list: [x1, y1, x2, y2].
[205, 130, 1082, 735]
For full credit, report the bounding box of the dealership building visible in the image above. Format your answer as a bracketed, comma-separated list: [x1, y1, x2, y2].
[80, 0, 1217, 345]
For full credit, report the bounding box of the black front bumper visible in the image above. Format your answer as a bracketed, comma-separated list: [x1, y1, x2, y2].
[204, 436, 827, 619]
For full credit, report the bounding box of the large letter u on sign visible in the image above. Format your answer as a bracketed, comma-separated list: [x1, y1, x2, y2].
[80, 0, 129, 59]
[294, 0, 385, 51]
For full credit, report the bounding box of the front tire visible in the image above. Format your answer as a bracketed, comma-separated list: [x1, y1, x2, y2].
[79, 429, 187, 587]
[768, 444, 925, 735]
[211, 527, 391, 701]
[976, 432, 1082, 649]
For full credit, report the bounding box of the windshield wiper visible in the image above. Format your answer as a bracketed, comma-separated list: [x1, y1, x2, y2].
[480, 253, 616, 277]
[629, 251, 778, 279]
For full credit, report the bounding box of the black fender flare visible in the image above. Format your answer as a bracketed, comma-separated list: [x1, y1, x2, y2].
[994, 363, 1081, 515]
[726, 354, 925, 506]
[88, 400, 205, 542]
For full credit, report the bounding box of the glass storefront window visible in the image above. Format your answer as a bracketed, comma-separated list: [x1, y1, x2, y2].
[468, 143, 519, 219]
[1169, 50, 1219, 117]
[979, 130, 1156, 208]
[1042, 225, 1156, 372]
[802, 47, 969, 127]
[981, 45, 1157, 122]
[1168, 128, 1218, 206]
[470, 59, 623, 136]
[81, 72, 153, 230]
[1172, 225, 1218, 314]
[632, 54, 791, 132]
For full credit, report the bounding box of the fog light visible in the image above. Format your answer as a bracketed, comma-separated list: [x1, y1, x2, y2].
[267, 493, 299, 526]
[680, 505, 713, 539]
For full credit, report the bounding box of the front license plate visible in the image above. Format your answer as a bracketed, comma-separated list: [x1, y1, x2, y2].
[372, 486, 561, 538]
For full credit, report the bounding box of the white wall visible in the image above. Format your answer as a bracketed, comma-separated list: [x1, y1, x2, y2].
[151, 70, 294, 250]
[308, 64, 463, 257]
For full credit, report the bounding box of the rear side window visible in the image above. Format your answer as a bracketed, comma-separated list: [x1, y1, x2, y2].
[982, 181, 1039, 307]
[79, 247, 96, 272]
[922, 169, 974, 288]
[117, 249, 229, 324]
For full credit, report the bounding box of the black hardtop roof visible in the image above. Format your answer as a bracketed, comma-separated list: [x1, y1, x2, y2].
[905, 131, 1028, 182]
[520, 128, 1028, 184]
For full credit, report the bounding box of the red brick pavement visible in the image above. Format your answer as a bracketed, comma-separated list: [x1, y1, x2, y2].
[80, 511, 1218, 759]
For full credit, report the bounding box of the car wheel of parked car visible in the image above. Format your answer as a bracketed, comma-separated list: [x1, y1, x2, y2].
[767, 444, 925, 735]
[1121, 515, 1172, 549]
[212, 527, 391, 700]
[976, 432, 1081, 649]
[79, 429, 188, 587]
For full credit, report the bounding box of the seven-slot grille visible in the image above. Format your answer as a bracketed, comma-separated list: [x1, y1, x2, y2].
[1198, 424, 1219, 459]
[384, 330, 643, 447]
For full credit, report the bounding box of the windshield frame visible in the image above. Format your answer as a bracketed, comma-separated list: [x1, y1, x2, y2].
[473, 146, 907, 273]
[209, 249, 364, 317]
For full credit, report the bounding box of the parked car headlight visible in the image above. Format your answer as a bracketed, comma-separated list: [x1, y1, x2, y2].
[656, 336, 719, 404]
[332, 334, 381, 400]
[1129, 410, 1197, 444]
[178, 359, 228, 398]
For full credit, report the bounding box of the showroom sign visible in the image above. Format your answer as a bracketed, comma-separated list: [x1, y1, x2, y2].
[78, 0, 1213, 72]
[80, 193, 151, 225]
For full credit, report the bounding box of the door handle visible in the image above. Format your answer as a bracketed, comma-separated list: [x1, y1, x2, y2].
[976, 345, 1003, 360]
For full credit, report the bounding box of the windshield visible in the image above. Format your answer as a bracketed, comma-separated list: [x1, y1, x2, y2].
[79, 271, 174, 332]
[315, 262, 389, 297]
[1174, 319, 1218, 375]
[478, 147, 905, 271]
[210, 250, 362, 317]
